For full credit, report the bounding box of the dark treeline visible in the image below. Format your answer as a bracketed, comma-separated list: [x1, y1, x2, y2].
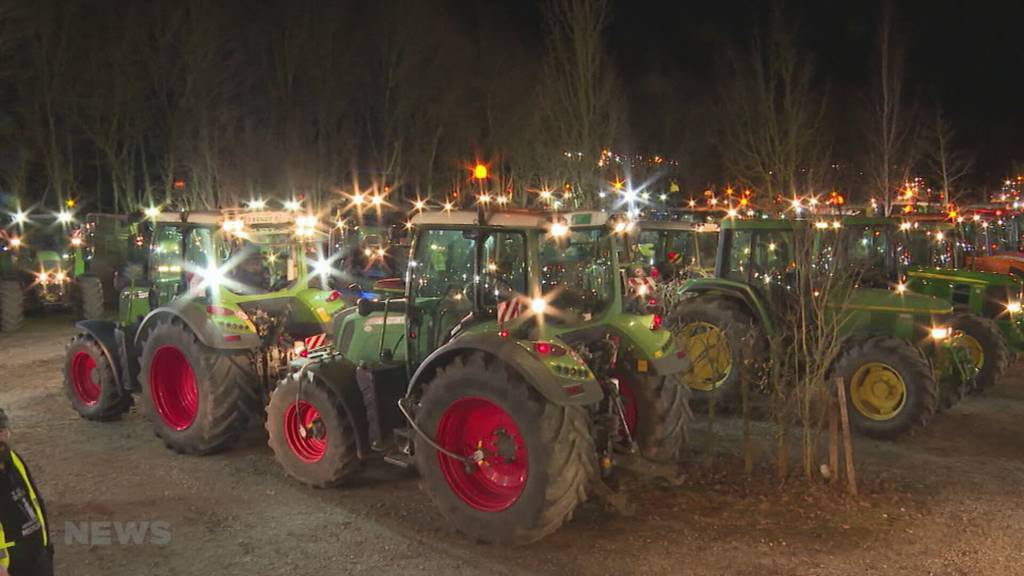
[0, 0, 992, 214]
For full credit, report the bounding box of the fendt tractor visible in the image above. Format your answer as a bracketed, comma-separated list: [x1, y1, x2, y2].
[838, 215, 1016, 394]
[670, 217, 976, 440]
[62, 209, 351, 454]
[0, 232, 103, 331]
[265, 210, 692, 544]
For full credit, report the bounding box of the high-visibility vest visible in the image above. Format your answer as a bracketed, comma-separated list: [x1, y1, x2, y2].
[0, 451, 48, 569]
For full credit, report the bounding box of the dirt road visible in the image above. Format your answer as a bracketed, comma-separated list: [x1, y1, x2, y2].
[3, 317, 1023, 575]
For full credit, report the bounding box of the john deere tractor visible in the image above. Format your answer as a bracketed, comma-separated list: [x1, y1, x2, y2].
[670, 217, 975, 440]
[838, 215, 1016, 394]
[61, 209, 351, 454]
[0, 234, 103, 331]
[265, 210, 691, 544]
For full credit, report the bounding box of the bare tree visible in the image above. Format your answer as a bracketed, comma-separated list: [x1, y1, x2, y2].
[927, 108, 973, 205]
[866, 1, 917, 215]
[717, 7, 830, 200]
[538, 0, 623, 207]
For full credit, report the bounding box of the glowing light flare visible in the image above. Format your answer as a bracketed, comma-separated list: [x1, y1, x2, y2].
[1008, 301, 1022, 314]
[248, 199, 267, 210]
[443, 201, 454, 212]
[57, 211, 74, 225]
[284, 199, 302, 212]
[530, 297, 547, 314]
[12, 210, 28, 225]
[473, 163, 489, 180]
[895, 283, 907, 294]
[930, 327, 950, 340]
[549, 221, 569, 238]
[144, 206, 161, 219]
[9, 237, 22, 248]
[70, 237, 83, 247]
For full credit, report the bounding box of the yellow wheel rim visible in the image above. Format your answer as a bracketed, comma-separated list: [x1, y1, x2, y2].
[677, 321, 733, 391]
[849, 362, 907, 421]
[961, 334, 985, 370]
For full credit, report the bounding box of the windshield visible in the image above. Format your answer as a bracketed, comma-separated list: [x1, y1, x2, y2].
[901, 227, 955, 268]
[189, 225, 316, 295]
[540, 228, 615, 318]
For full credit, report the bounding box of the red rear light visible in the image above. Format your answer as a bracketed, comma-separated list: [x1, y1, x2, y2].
[533, 342, 566, 356]
[207, 305, 235, 316]
[326, 290, 342, 302]
[498, 329, 509, 338]
[651, 314, 663, 331]
[649, 266, 660, 278]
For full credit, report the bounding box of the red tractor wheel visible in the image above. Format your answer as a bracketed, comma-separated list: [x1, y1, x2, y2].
[149, 345, 199, 431]
[63, 333, 131, 421]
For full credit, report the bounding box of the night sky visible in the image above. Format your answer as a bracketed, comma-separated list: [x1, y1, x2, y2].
[597, 1, 1024, 184]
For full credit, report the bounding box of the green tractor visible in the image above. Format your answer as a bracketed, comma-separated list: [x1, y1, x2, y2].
[836, 215, 1015, 394]
[0, 232, 103, 332]
[633, 220, 719, 282]
[61, 209, 352, 454]
[670, 217, 975, 440]
[265, 210, 691, 544]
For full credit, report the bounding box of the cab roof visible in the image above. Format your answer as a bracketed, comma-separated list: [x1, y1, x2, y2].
[637, 220, 718, 232]
[410, 210, 611, 229]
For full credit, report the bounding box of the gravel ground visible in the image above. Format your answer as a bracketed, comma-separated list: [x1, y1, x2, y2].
[3, 316, 1023, 575]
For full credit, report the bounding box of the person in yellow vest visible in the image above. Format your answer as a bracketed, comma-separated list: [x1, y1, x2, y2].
[0, 408, 52, 576]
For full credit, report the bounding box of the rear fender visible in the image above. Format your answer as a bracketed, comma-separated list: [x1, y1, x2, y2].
[678, 278, 774, 335]
[406, 332, 604, 406]
[134, 305, 261, 351]
[74, 320, 128, 393]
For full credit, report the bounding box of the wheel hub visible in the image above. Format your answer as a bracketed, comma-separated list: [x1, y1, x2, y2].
[149, 346, 199, 431]
[436, 397, 528, 512]
[678, 321, 733, 391]
[71, 351, 100, 406]
[285, 401, 328, 462]
[850, 362, 907, 421]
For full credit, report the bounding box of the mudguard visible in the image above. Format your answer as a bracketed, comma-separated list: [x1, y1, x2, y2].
[306, 356, 373, 458]
[74, 320, 127, 393]
[407, 332, 604, 406]
[678, 278, 775, 336]
[134, 305, 261, 350]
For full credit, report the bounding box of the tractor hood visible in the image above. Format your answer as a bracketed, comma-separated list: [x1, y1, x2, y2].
[843, 287, 953, 315]
[908, 266, 1021, 287]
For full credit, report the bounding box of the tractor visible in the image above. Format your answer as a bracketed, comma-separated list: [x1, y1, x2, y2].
[669, 217, 976, 440]
[838, 215, 1016, 394]
[264, 210, 692, 544]
[61, 209, 352, 455]
[0, 232, 103, 332]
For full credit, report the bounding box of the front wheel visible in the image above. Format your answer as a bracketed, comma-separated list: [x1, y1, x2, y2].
[952, 313, 1008, 395]
[76, 276, 104, 320]
[615, 369, 690, 463]
[415, 353, 596, 545]
[266, 370, 361, 487]
[63, 333, 132, 420]
[834, 336, 937, 440]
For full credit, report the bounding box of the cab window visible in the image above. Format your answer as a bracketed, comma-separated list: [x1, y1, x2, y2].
[411, 229, 476, 299]
[479, 232, 527, 310]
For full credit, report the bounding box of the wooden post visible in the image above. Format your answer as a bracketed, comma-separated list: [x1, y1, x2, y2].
[834, 376, 857, 496]
[828, 394, 839, 486]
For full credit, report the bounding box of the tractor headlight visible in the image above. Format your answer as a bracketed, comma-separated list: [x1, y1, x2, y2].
[36, 272, 48, 284]
[930, 327, 950, 340]
[1007, 301, 1022, 314]
[54, 271, 67, 283]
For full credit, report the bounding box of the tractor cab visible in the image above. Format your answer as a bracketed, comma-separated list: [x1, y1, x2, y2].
[632, 220, 719, 282]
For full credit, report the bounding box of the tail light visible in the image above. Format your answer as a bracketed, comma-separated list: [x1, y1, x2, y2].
[650, 314, 663, 331]
[207, 305, 235, 316]
[649, 266, 660, 278]
[533, 342, 567, 356]
[326, 290, 342, 302]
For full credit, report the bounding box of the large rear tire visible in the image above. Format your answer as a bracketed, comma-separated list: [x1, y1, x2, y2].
[615, 369, 690, 463]
[139, 318, 261, 455]
[76, 275, 104, 320]
[834, 336, 938, 440]
[0, 279, 23, 332]
[266, 371, 361, 487]
[669, 296, 762, 408]
[952, 313, 1008, 395]
[63, 333, 132, 420]
[415, 353, 596, 545]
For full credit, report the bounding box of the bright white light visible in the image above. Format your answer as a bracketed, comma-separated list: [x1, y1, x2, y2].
[248, 199, 266, 210]
[70, 237, 83, 247]
[443, 202, 454, 212]
[413, 199, 426, 211]
[313, 258, 333, 278]
[623, 189, 638, 203]
[296, 215, 318, 229]
[371, 194, 384, 207]
[540, 190, 553, 201]
[815, 221, 829, 229]
[479, 194, 492, 204]
[934, 232, 944, 241]
[36, 272, 48, 283]
[9, 237, 22, 248]
[895, 283, 907, 294]
[726, 208, 738, 218]
[549, 222, 568, 237]
[659, 194, 668, 202]
[222, 219, 245, 234]
[614, 221, 627, 233]
[930, 327, 949, 340]
[1008, 301, 1022, 314]
[57, 211, 73, 224]
[12, 210, 27, 225]
[54, 271, 66, 283]
[144, 206, 161, 218]
[899, 222, 912, 230]
[202, 262, 224, 290]
[352, 193, 365, 207]
[530, 298, 547, 314]
[284, 199, 302, 211]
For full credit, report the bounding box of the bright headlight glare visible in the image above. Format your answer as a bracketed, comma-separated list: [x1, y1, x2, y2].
[530, 297, 547, 314]
[930, 327, 950, 340]
[313, 259, 332, 277]
[1007, 301, 1022, 314]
